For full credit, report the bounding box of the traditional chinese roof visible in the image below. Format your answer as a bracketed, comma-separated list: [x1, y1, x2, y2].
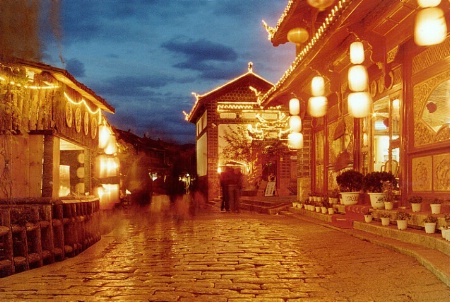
[1, 56, 115, 113]
[185, 64, 273, 123]
[260, 0, 425, 107]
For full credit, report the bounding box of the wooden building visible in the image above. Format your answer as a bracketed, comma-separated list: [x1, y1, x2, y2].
[261, 0, 450, 205]
[0, 57, 116, 276]
[185, 64, 298, 202]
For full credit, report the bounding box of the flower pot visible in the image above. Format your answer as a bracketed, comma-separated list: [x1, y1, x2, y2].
[384, 201, 394, 210]
[441, 228, 449, 239]
[315, 206, 321, 213]
[364, 215, 372, 223]
[381, 217, 390, 226]
[329, 197, 339, 205]
[430, 204, 441, 214]
[321, 207, 327, 214]
[445, 229, 450, 242]
[424, 222, 437, 234]
[396, 220, 407, 230]
[369, 193, 386, 209]
[340, 192, 359, 205]
[411, 203, 421, 213]
[328, 208, 335, 215]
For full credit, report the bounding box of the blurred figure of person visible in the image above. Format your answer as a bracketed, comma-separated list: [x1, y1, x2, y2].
[125, 152, 152, 207]
[228, 167, 243, 213]
[220, 167, 233, 212]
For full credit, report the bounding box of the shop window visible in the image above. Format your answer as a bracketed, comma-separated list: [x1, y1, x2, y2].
[371, 95, 401, 177]
[59, 139, 88, 197]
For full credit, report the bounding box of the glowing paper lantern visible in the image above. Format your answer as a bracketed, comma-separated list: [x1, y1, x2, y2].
[289, 98, 300, 115]
[307, 0, 335, 11]
[288, 132, 304, 149]
[415, 7, 447, 46]
[308, 96, 328, 118]
[417, 0, 441, 8]
[350, 41, 365, 64]
[348, 65, 368, 92]
[98, 124, 111, 149]
[311, 76, 325, 96]
[348, 92, 372, 118]
[104, 135, 117, 155]
[289, 116, 302, 132]
[287, 27, 309, 44]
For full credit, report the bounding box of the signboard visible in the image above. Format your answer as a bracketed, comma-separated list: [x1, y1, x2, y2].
[264, 181, 276, 196]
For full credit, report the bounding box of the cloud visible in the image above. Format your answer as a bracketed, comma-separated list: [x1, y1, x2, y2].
[65, 58, 85, 78]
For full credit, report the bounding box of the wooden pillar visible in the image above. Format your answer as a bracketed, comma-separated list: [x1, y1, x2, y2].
[42, 135, 60, 198]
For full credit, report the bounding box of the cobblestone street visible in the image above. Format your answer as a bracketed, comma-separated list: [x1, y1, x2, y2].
[1, 199, 449, 302]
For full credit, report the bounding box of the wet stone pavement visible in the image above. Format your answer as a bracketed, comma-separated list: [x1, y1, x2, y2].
[1, 197, 449, 302]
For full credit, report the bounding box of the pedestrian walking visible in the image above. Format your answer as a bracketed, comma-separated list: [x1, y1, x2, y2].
[220, 167, 232, 212]
[228, 167, 242, 213]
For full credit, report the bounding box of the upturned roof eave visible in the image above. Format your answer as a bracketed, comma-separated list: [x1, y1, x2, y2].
[185, 71, 273, 123]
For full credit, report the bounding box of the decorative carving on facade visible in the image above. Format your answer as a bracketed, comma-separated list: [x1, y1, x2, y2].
[414, 70, 450, 147]
[387, 46, 399, 64]
[434, 153, 450, 192]
[412, 156, 432, 192]
[412, 38, 450, 75]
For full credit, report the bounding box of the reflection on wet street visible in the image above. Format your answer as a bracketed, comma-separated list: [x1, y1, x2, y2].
[1, 195, 449, 301]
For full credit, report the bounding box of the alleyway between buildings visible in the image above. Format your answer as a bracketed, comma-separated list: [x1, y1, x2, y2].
[0, 195, 449, 302]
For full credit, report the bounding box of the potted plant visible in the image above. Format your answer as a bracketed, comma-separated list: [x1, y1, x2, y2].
[382, 181, 395, 210]
[430, 198, 443, 214]
[363, 209, 372, 223]
[362, 171, 397, 209]
[408, 195, 423, 212]
[396, 211, 410, 230]
[336, 170, 363, 205]
[424, 214, 438, 234]
[329, 189, 340, 205]
[380, 212, 391, 226]
[442, 214, 450, 241]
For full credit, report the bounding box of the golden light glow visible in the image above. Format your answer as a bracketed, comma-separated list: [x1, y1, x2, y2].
[289, 98, 300, 115]
[417, 0, 441, 8]
[104, 135, 117, 155]
[287, 27, 309, 44]
[289, 115, 302, 132]
[98, 184, 120, 210]
[414, 7, 447, 46]
[96, 155, 120, 178]
[307, 0, 335, 11]
[98, 124, 111, 149]
[350, 41, 365, 64]
[308, 96, 328, 118]
[348, 65, 368, 92]
[311, 76, 325, 96]
[348, 92, 372, 118]
[64, 92, 101, 115]
[288, 132, 303, 149]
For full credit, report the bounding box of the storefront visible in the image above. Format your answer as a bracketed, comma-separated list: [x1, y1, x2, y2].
[261, 0, 450, 204]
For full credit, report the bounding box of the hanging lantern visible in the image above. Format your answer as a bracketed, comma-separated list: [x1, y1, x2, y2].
[348, 92, 372, 118]
[350, 41, 365, 64]
[288, 132, 304, 149]
[104, 135, 117, 155]
[98, 124, 111, 149]
[307, 0, 335, 11]
[287, 27, 309, 44]
[311, 76, 325, 96]
[348, 65, 369, 92]
[417, 0, 441, 8]
[289, 98, 300, 115]
[289, 116, 302, 132]
[414, 7, 447, 46]
[308, 96, 328, 118]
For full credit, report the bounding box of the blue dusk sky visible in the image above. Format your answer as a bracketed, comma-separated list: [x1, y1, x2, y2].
[42, 0, 294, 144]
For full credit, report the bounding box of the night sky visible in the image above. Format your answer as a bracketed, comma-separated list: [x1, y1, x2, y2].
[41, 0, 294, 144]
